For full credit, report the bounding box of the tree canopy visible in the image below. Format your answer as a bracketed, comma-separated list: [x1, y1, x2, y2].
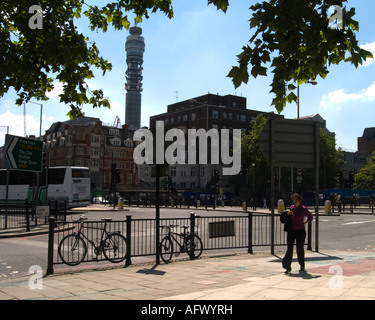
[1, 0, 372, 118]
[228, 0, 373, 113]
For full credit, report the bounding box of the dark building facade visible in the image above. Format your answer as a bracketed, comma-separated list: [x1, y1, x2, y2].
[140, 93, 284, 199]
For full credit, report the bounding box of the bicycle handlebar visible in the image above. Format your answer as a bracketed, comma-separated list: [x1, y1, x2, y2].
[160, 224, 179, 229]
[70, 214, 88, 222]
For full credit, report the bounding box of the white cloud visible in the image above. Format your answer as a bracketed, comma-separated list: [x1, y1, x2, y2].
[46, 82, 64, 100]
[320, 80, 375, 109]
[46, 81, 97, 101]
[360, 41, 375, 67]
[0, 110, 55, 146]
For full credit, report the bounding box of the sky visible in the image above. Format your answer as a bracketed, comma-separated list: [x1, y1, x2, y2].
[1, 0, 375, 152]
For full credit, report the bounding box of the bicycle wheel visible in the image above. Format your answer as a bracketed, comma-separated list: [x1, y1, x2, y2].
[186, 234, 203, 259]
[103, 233, 128, 263]
[58, 234, 87, 266]
[159, 237, 173, 263]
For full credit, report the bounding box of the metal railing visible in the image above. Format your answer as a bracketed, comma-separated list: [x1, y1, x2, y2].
[0, 200, 66, 231]
[0, 202, 31, 230]
[47, 212, 315, 274]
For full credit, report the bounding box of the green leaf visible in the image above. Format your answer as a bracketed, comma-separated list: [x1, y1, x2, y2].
[286, 92, 297, 104]
[208, 0, 229, 13]
[227, 66, 249, 89]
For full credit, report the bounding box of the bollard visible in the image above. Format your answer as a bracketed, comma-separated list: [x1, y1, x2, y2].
[242, 201, 247, 211]
[325, 200, 331, 214]
[118, 198, 124, 209]
[277, 199, 285, 213]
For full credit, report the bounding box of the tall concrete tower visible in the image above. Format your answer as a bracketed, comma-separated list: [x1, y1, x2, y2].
[125, 24, 145, 131]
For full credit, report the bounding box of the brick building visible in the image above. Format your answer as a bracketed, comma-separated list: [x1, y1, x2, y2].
[358, 127, 375, 154]
[44, 117, 137, 197]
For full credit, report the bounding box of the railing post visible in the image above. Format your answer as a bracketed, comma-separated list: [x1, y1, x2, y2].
[25, 201, 30, 232]
[189, 212, 196, 260]
[64, 200, 67, 222]
[54, 200, 58, 220]
[307, 220, 312, 251]
[248, 211, 253, 254]
[46, 217, 55, 275]
[125, 215, 132, 267]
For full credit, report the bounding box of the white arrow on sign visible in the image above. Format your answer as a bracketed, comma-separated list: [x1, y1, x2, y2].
[6, 136, 19, 169]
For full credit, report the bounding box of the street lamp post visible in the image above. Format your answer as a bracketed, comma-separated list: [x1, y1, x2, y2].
[27, 101, 43, 137]
[297, 81, 317, 120]
[0, 126, 9, 135]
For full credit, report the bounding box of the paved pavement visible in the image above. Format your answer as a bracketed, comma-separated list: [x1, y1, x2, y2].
[1, 204, 374, 301]
[0, 249, 374, 300]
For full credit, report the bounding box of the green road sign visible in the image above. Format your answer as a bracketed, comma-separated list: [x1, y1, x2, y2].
[4, 134, 43, 172]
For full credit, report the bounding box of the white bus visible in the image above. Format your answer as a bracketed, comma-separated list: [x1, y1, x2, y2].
[0, 167, 91, 208]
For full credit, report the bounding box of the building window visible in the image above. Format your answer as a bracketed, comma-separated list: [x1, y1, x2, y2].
[170, 166, 176, 177]
[191, 113, 196, 121]
[240, 115, 246, 121]
[180, 167, 186, 177]
[200, 167, 205, 178]
[109, 129, 119, 136]
[212, 110, 219, 119]
[91, 135, 100, 145]
[126, 173, 133, 185]
[190, 166, 195, 177]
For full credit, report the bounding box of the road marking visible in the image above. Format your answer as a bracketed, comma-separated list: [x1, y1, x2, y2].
[342, 220, 375, 225]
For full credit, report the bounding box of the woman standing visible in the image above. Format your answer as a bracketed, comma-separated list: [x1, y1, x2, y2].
[280, 193, 313, 274]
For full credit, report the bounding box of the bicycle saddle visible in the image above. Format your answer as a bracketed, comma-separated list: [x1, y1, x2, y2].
[101, 218, 113, 222]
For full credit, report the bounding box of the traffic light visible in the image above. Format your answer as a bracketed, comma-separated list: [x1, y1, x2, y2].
[214, 170, 220, 185]
[349, 171, 354, 188]
[168, 176, 172, 189]
[338, 171, 343, 188]
[111, 163, 116, 187]
[42, 152, 48, 169]
[116, 170, 121, 184]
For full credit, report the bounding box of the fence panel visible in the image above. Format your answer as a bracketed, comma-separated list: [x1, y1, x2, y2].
[0, 203, 30, 230]
[49, 212, 313, 273]
[53, 219, 128, 265]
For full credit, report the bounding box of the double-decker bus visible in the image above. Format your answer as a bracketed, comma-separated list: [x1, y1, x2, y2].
[0, 167, 91, 208]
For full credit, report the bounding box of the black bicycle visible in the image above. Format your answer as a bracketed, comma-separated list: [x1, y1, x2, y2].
[58, 215, 128, 266]
[159, 224, 203, 263]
